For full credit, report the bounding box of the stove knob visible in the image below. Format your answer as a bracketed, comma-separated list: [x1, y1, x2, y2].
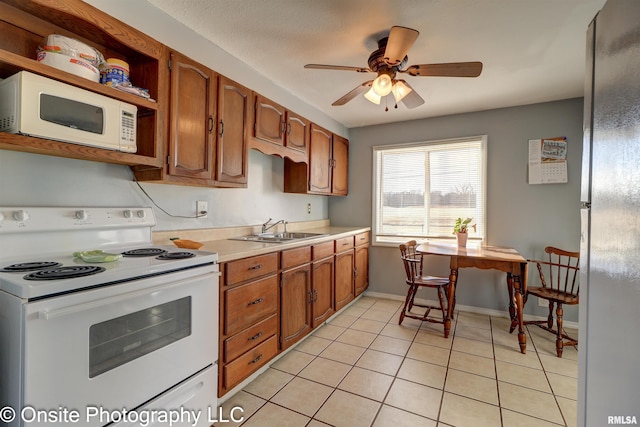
[75, 209, 88, 220]
[123, 209, 133, 218]
[136, 210, 146, 218]
[13, 209, 29, 222]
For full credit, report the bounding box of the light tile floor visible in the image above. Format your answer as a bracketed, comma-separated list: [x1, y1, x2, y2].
[215, 296, 578, 427]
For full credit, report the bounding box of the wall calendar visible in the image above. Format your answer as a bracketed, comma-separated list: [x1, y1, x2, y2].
[528, 137, 568, 184]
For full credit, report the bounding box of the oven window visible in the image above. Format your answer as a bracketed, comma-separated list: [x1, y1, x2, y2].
[89, 297, 191, 378]
[40, 93, 104, 134]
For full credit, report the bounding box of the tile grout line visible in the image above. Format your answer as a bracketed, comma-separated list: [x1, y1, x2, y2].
[232, 297, 577, 427]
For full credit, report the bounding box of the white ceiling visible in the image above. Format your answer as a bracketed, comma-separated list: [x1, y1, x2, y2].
[146, 0, 605, 129]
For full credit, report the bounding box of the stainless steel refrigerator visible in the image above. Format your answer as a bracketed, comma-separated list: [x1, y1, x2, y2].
[579, 1, 640, 425]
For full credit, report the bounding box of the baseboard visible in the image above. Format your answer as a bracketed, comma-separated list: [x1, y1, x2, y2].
[362, 290, 579, 329]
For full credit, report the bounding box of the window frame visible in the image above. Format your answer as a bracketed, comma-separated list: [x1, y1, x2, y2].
[371, 135, 488, 247]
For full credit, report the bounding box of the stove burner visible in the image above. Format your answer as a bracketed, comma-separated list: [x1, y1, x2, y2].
[23, 265, 106, 281]
[122, 248, 167, 257]
[156, 252, 196, 260]
[1, 261, 63, 272]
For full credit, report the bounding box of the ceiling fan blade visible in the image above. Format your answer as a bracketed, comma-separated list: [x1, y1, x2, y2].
[397, 80, 425, 109]
[305, 64, 372, 73]
[384, 26, 420, 66]
[401, 62, 483, 77]
[332, 81, 373, 106]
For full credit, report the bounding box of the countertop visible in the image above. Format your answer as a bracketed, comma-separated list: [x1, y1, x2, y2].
[154, 224, 370, 263]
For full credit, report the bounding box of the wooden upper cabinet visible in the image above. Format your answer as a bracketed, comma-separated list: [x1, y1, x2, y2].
[215, 75, 251, 186]
[254, 94, 285, 146]
[332, 134, 349, 195]
[168, 52, 216, 179]
[0, 0, 165, 167]
[252, 94, 309, 163]
[308, 123, 333, 194]
[284, 123, 349, 196]
[285, 112, 309, 153]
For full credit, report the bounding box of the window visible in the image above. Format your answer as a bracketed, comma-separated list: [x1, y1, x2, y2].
[372, 135, 487, 245]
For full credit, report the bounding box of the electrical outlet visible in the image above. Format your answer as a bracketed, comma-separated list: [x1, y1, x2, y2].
[196, 201, 208, 219]
[538, 297, 549, 307]
[307, 203, 311, 214]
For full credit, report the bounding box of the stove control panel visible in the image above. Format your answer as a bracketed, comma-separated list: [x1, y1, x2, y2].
[0, 207, 156, 233]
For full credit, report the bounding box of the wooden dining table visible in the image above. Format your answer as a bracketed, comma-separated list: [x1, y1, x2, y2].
[416, 241, 529, 353]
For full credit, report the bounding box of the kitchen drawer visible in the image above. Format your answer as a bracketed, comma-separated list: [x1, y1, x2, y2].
[224, 275, 278, 336]
[355, 232, 369, 246]
[335, 236, 354, 253]
[223, 314, 278, 363]
[312, 240, 334, 261]
[223, 335, 278, 390]
[281, 245, 311, 270]
[225, 252, 278, 286]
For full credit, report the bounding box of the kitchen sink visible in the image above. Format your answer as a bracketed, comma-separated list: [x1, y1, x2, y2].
[230, 232, 328, 243]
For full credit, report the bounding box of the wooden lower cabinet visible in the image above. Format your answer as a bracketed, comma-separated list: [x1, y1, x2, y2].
[218, 232, 369, 398]
[312, 255, 335, 327]
[311, 239, 335, 327]
[354, 232, 370, 296]
[335, 236, 355, 311]
[218, 254, 279, 395]
[280, 263, 312, 350]
[223, 335, 278, 390]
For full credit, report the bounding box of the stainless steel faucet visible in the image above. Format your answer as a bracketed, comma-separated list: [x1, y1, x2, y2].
[261, 218, 287, 234]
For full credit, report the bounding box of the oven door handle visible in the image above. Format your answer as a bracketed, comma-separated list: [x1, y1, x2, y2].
[37, 271, 221, 320]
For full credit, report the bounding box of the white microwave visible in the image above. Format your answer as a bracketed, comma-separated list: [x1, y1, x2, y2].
[0, 71, 137, 153]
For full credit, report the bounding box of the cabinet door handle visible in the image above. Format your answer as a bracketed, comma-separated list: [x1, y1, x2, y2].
[248, 354, 263, 365]
[219, 120, 224, 137]
[248, 297, 264, 306]
[313, 289, 318, 302]
[248, 264, 263, 270]
[287, 123, 291, 135]
[208, 115, 214, 134]
[354, 268, 359, 277]
[248, 332, 263, 341]
[281, 121, 287, 135]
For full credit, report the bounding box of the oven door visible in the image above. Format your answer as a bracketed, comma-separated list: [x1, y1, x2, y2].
[22, 266, 218, 427]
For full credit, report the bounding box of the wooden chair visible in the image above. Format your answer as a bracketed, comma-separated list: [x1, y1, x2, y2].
[399, 241, 451, 334]
[525, 246, 580, 357]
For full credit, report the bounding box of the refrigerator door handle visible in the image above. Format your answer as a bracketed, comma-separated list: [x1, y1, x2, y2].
[581, 202, 591, 209]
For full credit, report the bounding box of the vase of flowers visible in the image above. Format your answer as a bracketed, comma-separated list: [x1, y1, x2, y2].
[453, 217, 475, 247]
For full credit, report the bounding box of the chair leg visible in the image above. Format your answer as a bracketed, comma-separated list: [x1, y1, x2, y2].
[547, 301, 555, 329]
[408, 285, 418, 311]
[436, 287, 447, 322]
[399, 285, 415, 325]
[556, 302, 564, 357]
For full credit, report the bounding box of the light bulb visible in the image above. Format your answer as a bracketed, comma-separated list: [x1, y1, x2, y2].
[371, 74, 392, 96]
[364, 87, 381, 104]
[391, 80, 412, 103]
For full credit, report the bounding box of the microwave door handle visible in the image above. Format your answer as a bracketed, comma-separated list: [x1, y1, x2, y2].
[37, 271, 220, 320]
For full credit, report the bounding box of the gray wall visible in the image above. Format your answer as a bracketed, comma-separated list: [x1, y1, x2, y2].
[0, 150, 327, 231]
[330, 98, 583, 321]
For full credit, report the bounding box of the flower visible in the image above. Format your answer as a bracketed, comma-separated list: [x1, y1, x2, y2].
[453, 217, 476, 234]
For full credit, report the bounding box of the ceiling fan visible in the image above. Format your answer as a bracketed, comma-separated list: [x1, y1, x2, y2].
[305, 26, 483, 110]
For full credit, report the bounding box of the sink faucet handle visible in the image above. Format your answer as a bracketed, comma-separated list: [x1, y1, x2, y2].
[261, 218, 273, 233]
[284, 221, 288, 232]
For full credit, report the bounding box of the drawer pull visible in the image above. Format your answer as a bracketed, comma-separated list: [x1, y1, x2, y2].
[248, 297, 264, 306]
[248, 264, 264, 270]
[248, 332, 263, 341]
[249, 354, 263, 365]
[342, 242, 349, 246]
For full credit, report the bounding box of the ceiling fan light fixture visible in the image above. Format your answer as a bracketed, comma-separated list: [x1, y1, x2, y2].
[364, 87, 381, 104]
[391, 80, 412, 103]
[371, 73, 393, 96]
